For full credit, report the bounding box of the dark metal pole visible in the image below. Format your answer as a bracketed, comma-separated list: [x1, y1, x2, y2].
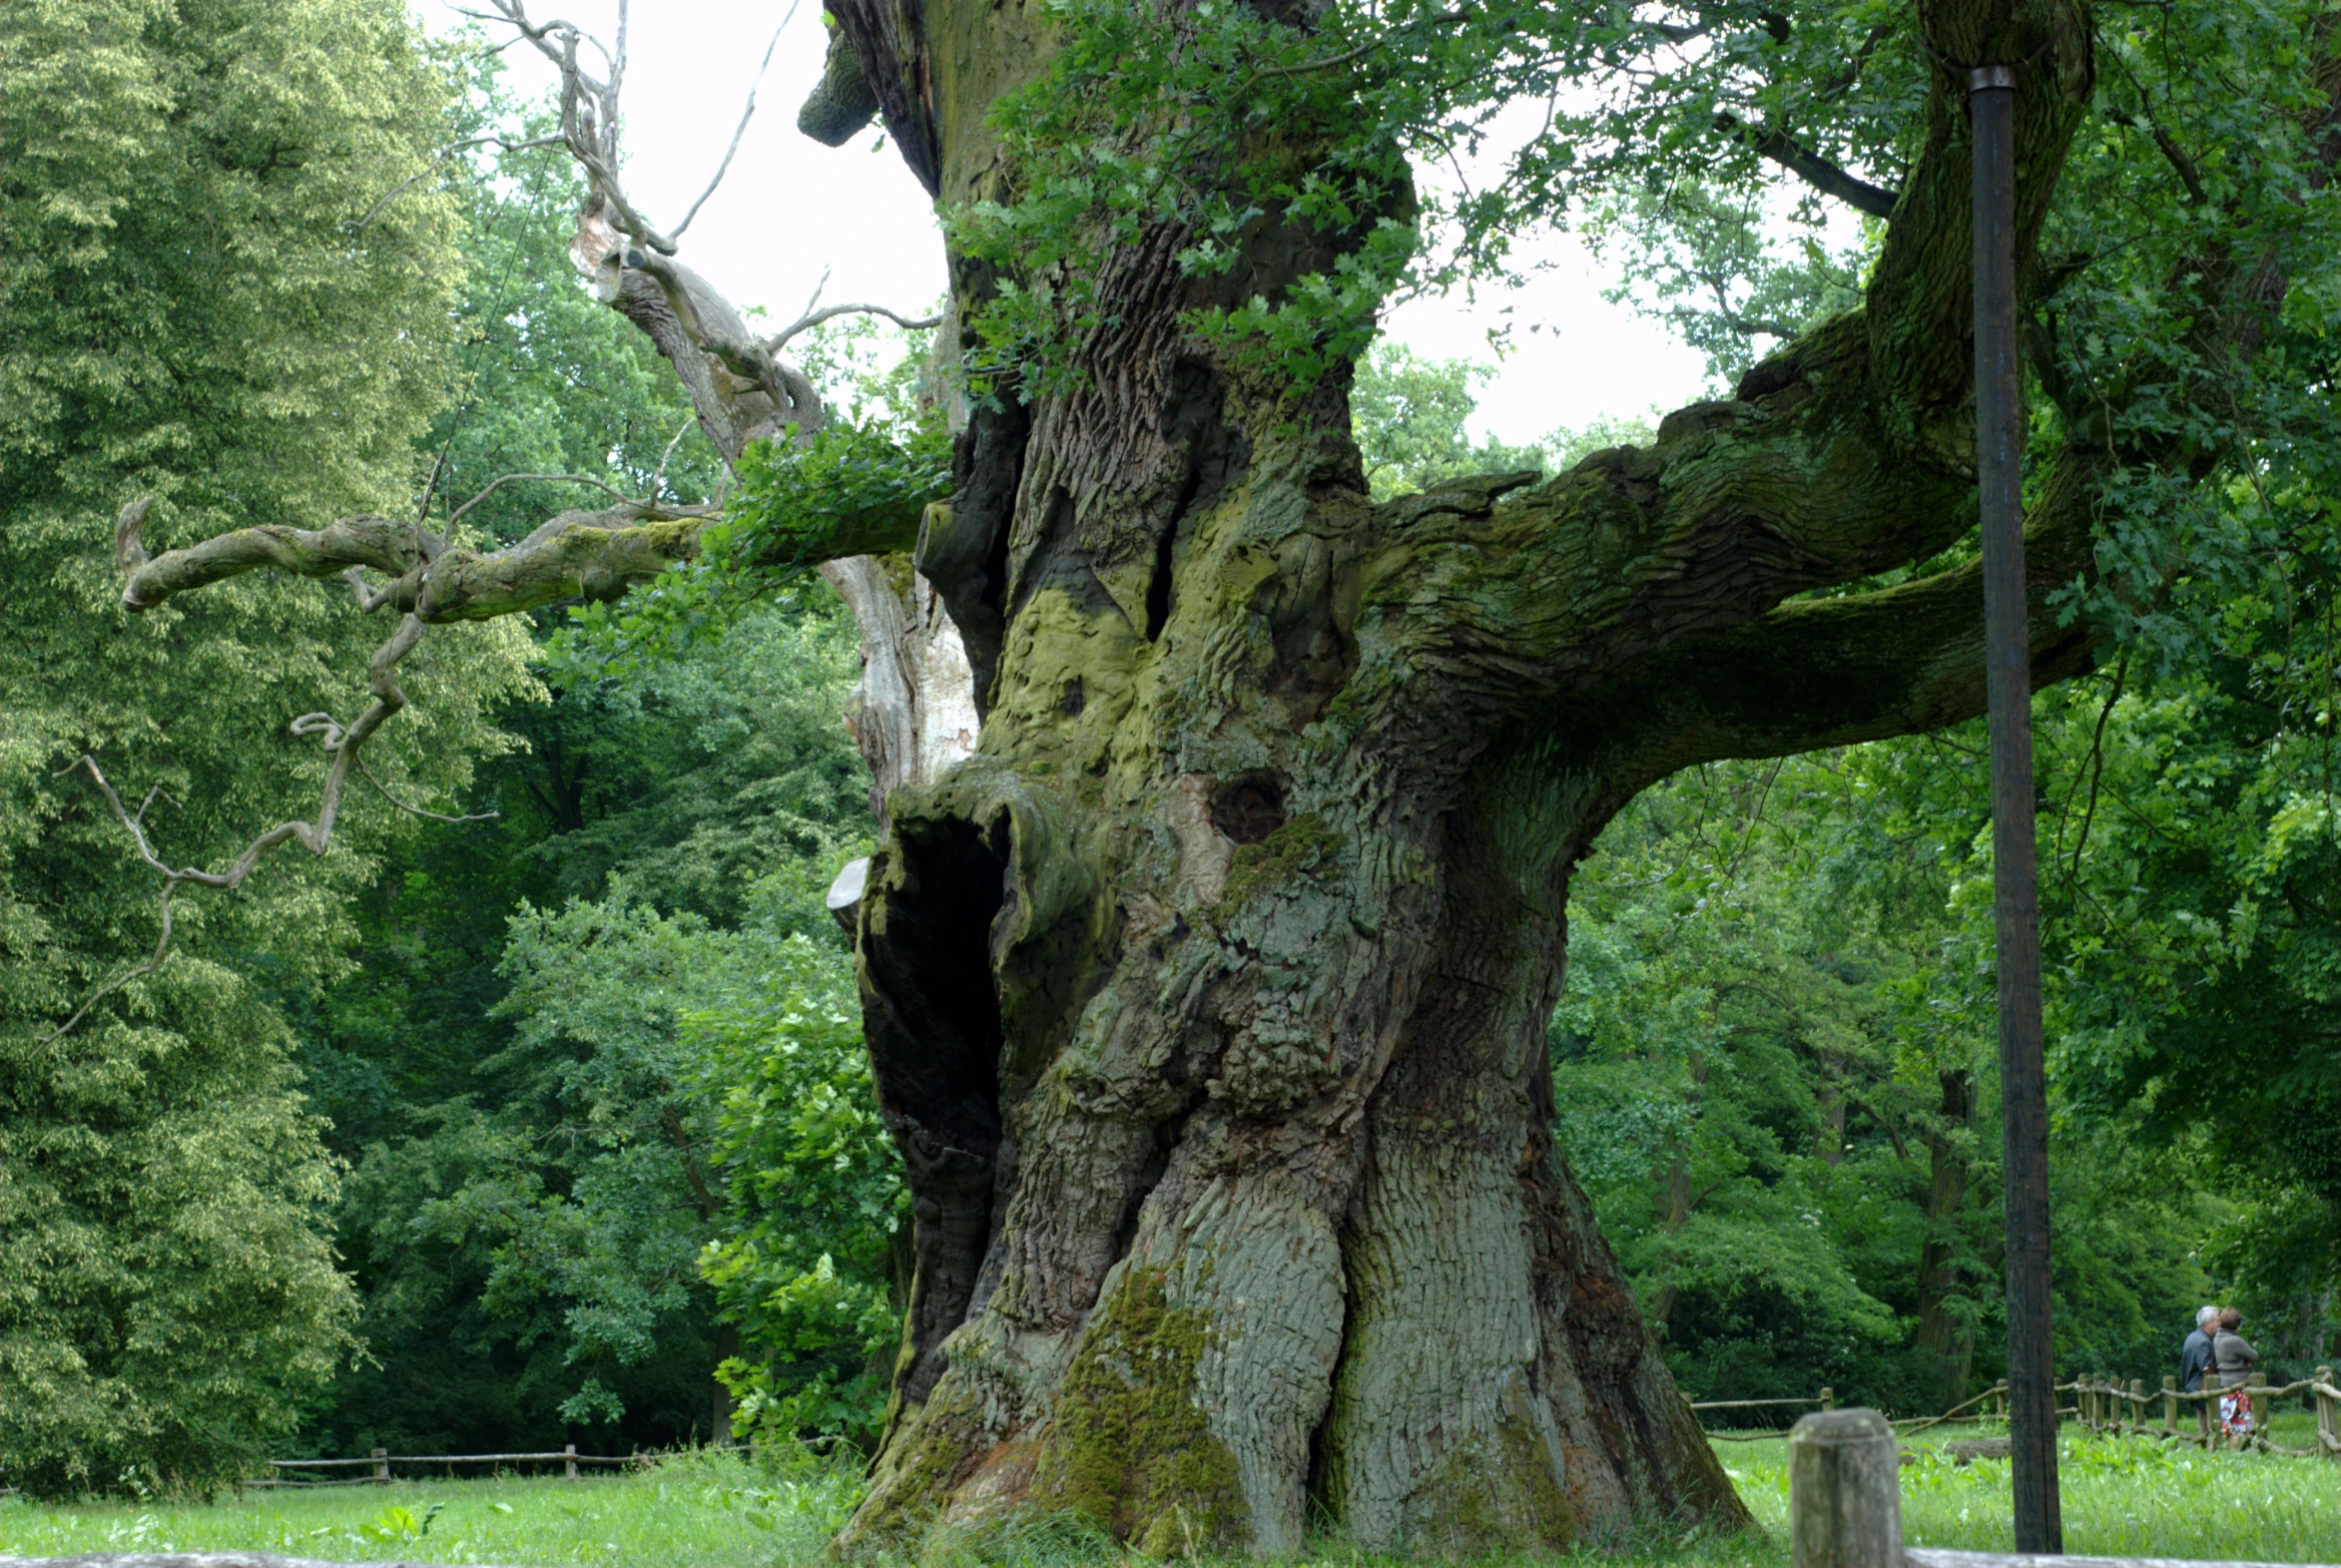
[1970, 62, 2062, 1554]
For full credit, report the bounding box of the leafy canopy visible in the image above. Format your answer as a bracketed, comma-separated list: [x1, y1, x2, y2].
[0, 0, 532, 1495]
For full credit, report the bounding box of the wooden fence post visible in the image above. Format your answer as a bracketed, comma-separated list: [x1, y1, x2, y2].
[565, 1442, 579, 1481]
[2316, 1365, 2336, 1458]
[1790, 1408, 1902, 1568]
[370, 1447, 388, 1484]
[2127, 1378, 2143, 1435]
[1820, 1385, 1837, 1411]
[2162, 1374, 2178, 1435]
[2247, 1380, 2270, 1449]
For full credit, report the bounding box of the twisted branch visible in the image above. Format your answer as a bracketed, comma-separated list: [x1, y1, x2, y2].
[669, 6, 797, 244]
[766, 301, 944, 351]
[47, 615, 434, 1045]
[350, 132, 564, 233]
[65, 11, 948, 1050]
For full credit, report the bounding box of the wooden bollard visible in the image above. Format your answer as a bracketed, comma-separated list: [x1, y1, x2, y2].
[370, 1446, 388, 1484]
[565, 1441, 579, 1481]
[2316, 1365, 2336, 1457]
[1790, 1408, 1901, 1568]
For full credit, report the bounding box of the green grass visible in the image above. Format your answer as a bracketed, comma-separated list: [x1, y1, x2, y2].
[0, 1447, 859, 1567]
[1, 1427, 2334, 1567]
[1709, 1420, 2341, 1565]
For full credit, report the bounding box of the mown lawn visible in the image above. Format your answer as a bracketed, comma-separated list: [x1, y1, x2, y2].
[1713, 1418, 2341, 1565]
[0, 1448, 857, 1568]
[1, 1424, 2334, 1567]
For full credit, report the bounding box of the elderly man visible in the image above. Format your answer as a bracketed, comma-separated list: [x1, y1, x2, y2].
[2182, 1305, 2218, 1440]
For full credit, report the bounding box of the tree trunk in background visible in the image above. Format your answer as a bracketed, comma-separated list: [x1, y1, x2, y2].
[1816, 1078, 1846, 1166]
[1647, 1047, 1707, 1330]
[821, 557, 979, 819]
[562, 208, 981, 822]
[1916, 1070, 1979, 1399]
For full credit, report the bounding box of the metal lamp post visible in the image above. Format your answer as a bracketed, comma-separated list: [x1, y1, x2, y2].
[1969, 61, 2062, 1554]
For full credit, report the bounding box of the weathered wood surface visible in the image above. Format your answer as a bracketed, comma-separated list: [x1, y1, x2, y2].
[1791, 1409, 1905, 1568]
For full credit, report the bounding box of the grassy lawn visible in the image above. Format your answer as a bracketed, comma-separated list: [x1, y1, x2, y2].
[0, 1448, 859, 1568]
[1, 1425, 2334, 1566]
[1712, 1418, 2341, 1565]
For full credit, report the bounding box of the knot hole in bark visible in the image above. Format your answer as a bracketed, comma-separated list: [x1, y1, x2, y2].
[1211, 776, 1285, 844]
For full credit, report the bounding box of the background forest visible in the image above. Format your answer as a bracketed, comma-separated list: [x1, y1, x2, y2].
[2, 0, 2334, 1495]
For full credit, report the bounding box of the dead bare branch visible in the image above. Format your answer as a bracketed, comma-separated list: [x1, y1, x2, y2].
[479, 0, 684, 253]
[766, 302, 944, 350]
[118, 499, 737, 623]
[350, 132, 564, 233]
[650, 412, 697, 497]
[114, 496, 154, 575]
[357, 755, 500, 825]
[45, 615, 429, 1046]
[669, 6, 798, 244]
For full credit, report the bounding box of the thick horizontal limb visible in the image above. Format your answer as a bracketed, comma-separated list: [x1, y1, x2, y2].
[114, 494, 924, 622]
[1588, 447, 2106, 784]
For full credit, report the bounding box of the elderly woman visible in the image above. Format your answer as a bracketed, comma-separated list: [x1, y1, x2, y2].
[2213, 1307, 2261, 1443]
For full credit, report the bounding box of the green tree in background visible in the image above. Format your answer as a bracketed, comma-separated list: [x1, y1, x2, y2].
[0, 0, 532, 1494]
[301, 598, 886, 1456]
[1348, 343, 1654, 500]
[1554, 740, 2229, 1417]
[276, 68, 907, 1453]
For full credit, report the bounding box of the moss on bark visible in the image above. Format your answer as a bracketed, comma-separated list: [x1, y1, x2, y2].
[1028, 1266, 1250, 1551]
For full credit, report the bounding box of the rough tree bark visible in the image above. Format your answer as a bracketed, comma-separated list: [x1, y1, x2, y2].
[111, 0, 2338, 1554]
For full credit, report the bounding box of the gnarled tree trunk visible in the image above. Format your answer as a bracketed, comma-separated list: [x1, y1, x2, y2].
[812, 0, 2098, 1553]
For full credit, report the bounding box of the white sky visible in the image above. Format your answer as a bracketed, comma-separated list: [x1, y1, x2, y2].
[419, 1, 1713, 445]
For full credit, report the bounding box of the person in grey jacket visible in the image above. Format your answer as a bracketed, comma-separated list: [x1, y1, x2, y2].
[2213, 1307, 2260, 1387]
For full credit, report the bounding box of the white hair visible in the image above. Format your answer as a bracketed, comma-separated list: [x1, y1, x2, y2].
[2197, 1305, 2221, 1327]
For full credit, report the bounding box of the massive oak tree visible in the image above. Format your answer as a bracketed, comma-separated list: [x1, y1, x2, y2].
[99, 0, 2341, 1551]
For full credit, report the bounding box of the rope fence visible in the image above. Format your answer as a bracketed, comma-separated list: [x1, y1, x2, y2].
[1693, 1365, 2341, 1459]
[243, 1371, 2341, 1488]
[250, 1442, 755, 1487]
